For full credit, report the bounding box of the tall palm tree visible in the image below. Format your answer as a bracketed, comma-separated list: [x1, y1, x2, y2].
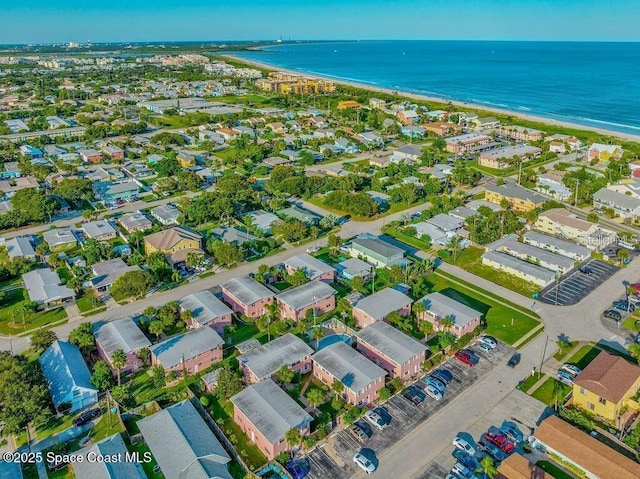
[476, 455, 498, 479]
[111, 349, 127, 386]
[311, 327, 325, 350]
[552, 379, 567, 412]
[439, 316, 454, 331]
[285, 427, 302, 452]
[627, 343, 640, 365]
[412, 301, 426, 328]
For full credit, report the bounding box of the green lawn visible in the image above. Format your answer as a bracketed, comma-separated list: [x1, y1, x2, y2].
[567, 344, 602, 369]
[553, 341, 577, 361]
[209, 94, 272, 105]
[445, 246, 540, 297]
[128, 442, 164, 479]
[429, 273, 540, 345]
[383, 226, 432, 253]
[272, 281, 291, 291]
[90, 410, 124, 442]
[530, 377, 571, 407]
[0, 288, 67, 335]
[622, 315, 640, 332]
[76, 295, 106, 313]
[536, 460, 574, 479]
[516, 374, 540, 393]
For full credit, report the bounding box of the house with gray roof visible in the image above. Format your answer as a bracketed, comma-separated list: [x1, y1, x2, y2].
[82, 220, 117, 241]
[335, 257, 373, 281]
[283, 253, 335, 283]
[482, 250, 556, 287]
[180, 290, 233, 334]
[417, 292, 483, 338]
[238, 333, 314, 383]
[594, 188, 640, 219]
[150, 327, 224, 374]
[94, 317, 151, 374]
[426, 213, 465, 233]
[150, 203, 180, 225]
[276, 281, 337, 322]
[90, 258, 140, 292]
[43, 228, 77, 251]
[449, 206, 476, 221]
[39, 341, 98, 412]
[221, 275, 275, 319]
[211, 226, 257, 246]
[138, 400, 232, 479]
[353, 287, 413, 328]
[118, 212, 152, 233]
[246, 210, 279, 235]
[522, 231, 590, 261]
[311, 341, 387, 406]
[496, 238, 574, 273]
[349, 235, 407, 267]
[231, 379, 312, 460]
[356, 321, 427, 379]
[0, 236, 36, 261]
[72, 433, 147, 479]
[413, 222, 449, 245]
[22, 268, 75, 309]
[279, 206, 322, 225]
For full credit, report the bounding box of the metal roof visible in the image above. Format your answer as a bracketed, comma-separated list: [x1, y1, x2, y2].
[22, 268, 75, 304]
[353, 288, 413, 322]
[82, 220, 117, 239]
[72, 433, 147, 479]
[418, 292, 483, 329]
[151, 327, 223, 370]
[356, 322, 427, 364]
[221, 275, 274, 306]
[284, 254, 335, 281]
[94, 317, 150, 357]
[238, 333, 313, 381]
[180, 291, 233, 326]
[276, 281, 336, 311]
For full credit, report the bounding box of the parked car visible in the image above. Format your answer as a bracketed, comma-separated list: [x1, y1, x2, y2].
[603, 309, 622, 321]
[73, 408, 101, 427]
[453, 436, 476, 456]
[507, 353, 521, 368]
[630, 283, 640, 291]
[306, 246, 320, 254]
[560, 364, 582, 377]
[461, 349, 480, 364]
[431, 368, 453, 385]
[424, 376, 446, 393]
[478, 335, 497, 349]
[364, 409, 388, 430]
[484, 428, 514, 453]
[286, 460, 309, 479]
[477, 342, 493, 353]
[353, 451, 376, 474]
[349, 423, 371, 442]
[557, 371, 574, 386]
[455, 351, 475, 367]
[500, 425, 523, 445]
[478, 439, 507, 462]
[613, 300, 635, 312]
[452, 448, 479, 470]
[628, 295, 640, 305]
[451, 462, 475, 479]
[425, 384, 443, 401]
[402, 385, 425, 405]
[578, 266, 593, 275]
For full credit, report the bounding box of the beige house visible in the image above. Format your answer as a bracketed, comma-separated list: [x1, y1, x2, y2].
[534, 208, 617, 250]
[143, 226, 203, 265]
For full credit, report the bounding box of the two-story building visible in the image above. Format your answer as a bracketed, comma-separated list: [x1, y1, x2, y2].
[283, 254, 335, 283]
[276, 281, 337, 322]
[352, 287, 413, 329]
[348, 235, 406, 268]
[485, 182, 546, 213]
[220, 275, 275, 319]
[94, 317, 151, 375]
[143, 226, 203, 265]
[179, 291, 233, 334]
[150, 327, 224, 374]
[534, 208, 617, 250]
[417, 292, 482, 338]
[593, 188, 640, 220]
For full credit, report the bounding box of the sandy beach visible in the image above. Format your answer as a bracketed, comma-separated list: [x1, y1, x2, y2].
[225, 54, 640, 143]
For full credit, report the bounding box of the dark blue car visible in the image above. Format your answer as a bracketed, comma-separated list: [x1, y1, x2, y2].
[287, 460, 309, 479]
[431, 368, 453, 385]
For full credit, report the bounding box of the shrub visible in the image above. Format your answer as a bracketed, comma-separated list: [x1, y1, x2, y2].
[200, 396, 210, 407]
[378, 387, 392, 401]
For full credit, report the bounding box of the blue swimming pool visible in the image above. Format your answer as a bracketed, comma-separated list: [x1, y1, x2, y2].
[317, 334, 352, 350]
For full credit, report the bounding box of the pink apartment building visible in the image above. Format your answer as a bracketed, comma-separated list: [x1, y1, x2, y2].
[352, 287, 413, 329]
[231, 379, 312, 460]
[220, 275, 275, 319]
[283, 254, 335, 283]
[238, 333, 314, 383]
[277, 281, 336, 322]
[311, 341, 387, 406]
[150, 327, 224, 374]
[355, 321, 427, 379]
[417, 292, 482, 338]
[445, 133, 493, 153]
[94, 317, 151, 375]
[179, 290, 233, 335]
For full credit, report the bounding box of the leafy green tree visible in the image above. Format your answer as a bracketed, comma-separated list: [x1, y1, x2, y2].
[311, 327, 325, 349]
[216, 365, 243, 399]
[285, 427, 302, 449]
[210, 241, 244, 268]
[332, 380, 345, 396]
[271, 219, 309, 243]
[110, 270, 154, 300]
[30, 329, 57, 352]
[68, 322, 95, 355]
[138, 347, 151, 366]
[287, 268, 308, 287]
[306, 388, 325, 411]
[111, 384, 135, 408]
[148, 320, 165, 340]
[628, 343, 640, 364]
[53, 178, 94, 203]
[350, 276, 366, 293]
[91, 360, 115, 391]
[151, 365, 166, 387]
[111, 349, 127, 386]
[476, 455, 498, 479]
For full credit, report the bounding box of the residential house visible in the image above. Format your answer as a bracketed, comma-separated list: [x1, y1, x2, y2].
[38, 341, 98, 412]
[417, 292, 482, 338]
[357, 131, 384, 148]
[43, 228, 77, 251]
[369, 156, 393, 168]
[481, 251, 555, 287]
[180, 291, 233, 334]
[521, 231, 590, 261]
[137, 400, 232, 479]
[485, 182, 546, 212]
[336, 257, 373, 281]
[0, 161, 21, 179]
[495, 238, 574, 274]
[78, 148, 103, 163]
[496, 454, 552, 479]
[572, 351, 640, 422]
[246, 210, 279, 235]
[102, 146, 124, 161]
[531, 415, 640, 479]
[90, 258, 140, 292]
[424, 122, 461, 136]
[534, 208, 616, 250]
[72, 433, 147, 479]
[349, 235, 406, 267]
[413, 222, 449, 245]
[472, 117, 500, 130]
[0, 236, 36, 261]
[369, 98, 386, 109]
[211, 226, 257, 246]
[366, 191, 391, 208]
[279, 206, 322, 225]
[396, 110, 420, 126]
[150, 203, 181, 225]
[143, 226, 203, 265]
[231, 379, 312, 460]
[177, 151, 196, 168]
[238, 333, 314, 383]
[311, 342, 387, 406]
[220, 275, 275, 319]
[22, 268, 75, 309]
[118, 212, 152, 233]
[83, 220, 117, 241]
[201, 369, 221, 393]
[276, 281, 337, 322]
[150, 326, 224, 374]
[535, 172, 572, 201]
[478, 145, 542, 169]
[589, 143, 622, 163]
[283, 254, 335, 283]
[497, 125, 545, 142]
[94, 317, 151, 375]
[401, 125, 426, 138]
[94, 181, 139, 203]
[352, 287, 413, 328]
[392, 144, 422, 164]
[355, 321, 427, 379]
[266, 122, 286, 134]
[593, 188, 640, 220]
[445, 133, 492, 153]
[448, 206, 476, 221]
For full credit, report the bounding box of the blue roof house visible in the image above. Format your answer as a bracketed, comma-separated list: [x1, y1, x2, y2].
[38, 341, 98, 413]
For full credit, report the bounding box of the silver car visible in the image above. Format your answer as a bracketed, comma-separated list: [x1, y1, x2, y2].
[560, 364, 581, 376]
[353, 451, 376, 474]
[478, 335, 497, 349]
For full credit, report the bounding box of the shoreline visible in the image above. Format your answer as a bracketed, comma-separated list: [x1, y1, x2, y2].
[224, 53, 640, 143]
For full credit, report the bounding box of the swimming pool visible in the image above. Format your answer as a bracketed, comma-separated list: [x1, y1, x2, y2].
[317, 334, 352, 350]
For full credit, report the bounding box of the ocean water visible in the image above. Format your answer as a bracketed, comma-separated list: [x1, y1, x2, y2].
[235, 41, 640, 135]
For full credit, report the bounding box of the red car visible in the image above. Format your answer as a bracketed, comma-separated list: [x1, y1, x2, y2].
[484, 431, 514, 453]
[455, 351, 474, 367]
[630, 283, 640, 292]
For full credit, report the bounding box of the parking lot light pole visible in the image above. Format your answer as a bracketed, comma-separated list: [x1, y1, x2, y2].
[539, 335, 549, 378]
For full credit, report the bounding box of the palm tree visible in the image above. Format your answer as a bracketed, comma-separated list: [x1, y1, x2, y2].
[111, 349, 127, 386]
[412, 301, 426, 327]
[306, 388, 325, 412]
[285, 427, 302, 452]
[448, 236, 463, 262]
[311, 327, 325, 349]
[439, 316, 454, 331]
[476, 455, 498, 479]
[180, 309, 193, 326]
[552, 378, 567, 412]
[148, 320, 165, 340]
[332, 380, 345, 396]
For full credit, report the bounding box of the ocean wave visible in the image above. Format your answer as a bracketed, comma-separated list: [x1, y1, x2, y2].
[517, 106, 532, 111]
[470, 98, 510, 108]
[578, 117, 640, 131]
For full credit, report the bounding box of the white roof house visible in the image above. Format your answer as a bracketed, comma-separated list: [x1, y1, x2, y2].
[22, 268, 75, 307]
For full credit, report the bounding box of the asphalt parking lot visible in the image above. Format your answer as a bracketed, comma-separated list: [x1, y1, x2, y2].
[304, 341, 515, 479]
[539, 259, 619, 306]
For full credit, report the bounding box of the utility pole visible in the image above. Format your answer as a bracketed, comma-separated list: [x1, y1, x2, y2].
[539, 335, 549, 378]
[574, 179, 580, 207]
[555, 273, 560, 306]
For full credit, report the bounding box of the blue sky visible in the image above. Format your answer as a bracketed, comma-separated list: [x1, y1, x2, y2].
[1, 0, 638, 44]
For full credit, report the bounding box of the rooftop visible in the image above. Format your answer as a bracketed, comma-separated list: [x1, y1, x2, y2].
[238, 333, 314, 381]
[276, 281, 336, 311]
[73, 433, 147, 479]
[573, 351, 640, 404]
[486, 182, 546, 204]
[151, 327, 223, 370]
[83, 220, 117, 239]
[144, 226, 202, 251]
[419, 292, 483, 328]
[94, 317, 151, 357]
[522, 230, 591, 257]
[91, 258, 140, 290]
[498, 239, 575, 269]
[356, 321, 427, 364]
[180, 291, 233, 326]
[231, 379, 312, 444]
[353, 288, 413, 321]
[350, 236, 405, 260]
[221, 275, 274, 305]
[284, 254, 335, 281]
[43, 228, 76, 247]
[482, 251, 556, 283]
[496, 453, 551, 479]
[23, 268, 75, 304]
[538, 208, 594, 232]
[118, 212, 152, 231]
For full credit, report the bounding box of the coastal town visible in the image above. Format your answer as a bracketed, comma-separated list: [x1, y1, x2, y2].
[0, 46, 640, 479]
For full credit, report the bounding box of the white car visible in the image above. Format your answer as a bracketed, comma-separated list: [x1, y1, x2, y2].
[425, 385, 443, 401]
[353, 451, 376, 474]
[560, 364, 582, 377]
[478, 335, 497, 349]
[364, 410, 387, 430]
[306, 246, 320, 254]
[453, 436, 476, 456]
[451, 462, 474, 479]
